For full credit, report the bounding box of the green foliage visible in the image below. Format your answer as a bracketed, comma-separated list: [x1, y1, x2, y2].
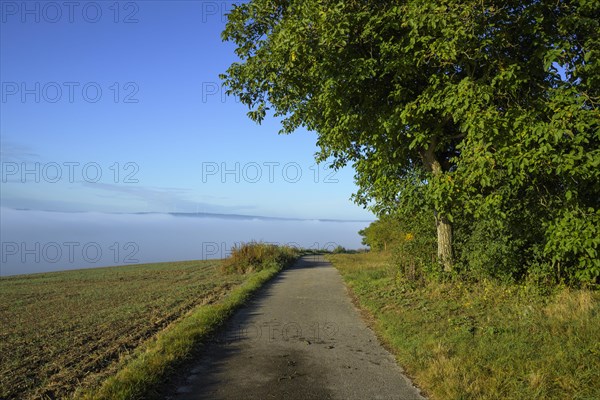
[358, 208, 438, 282]
[391, 209, 438, 283]
[358, 214, 402, 251]
[332, 245, 347, 254]
[221, 242, 299, 274]
[454, 216, 527, 283]
[543, 208, 600, 284]
[222, 0, 600, 285]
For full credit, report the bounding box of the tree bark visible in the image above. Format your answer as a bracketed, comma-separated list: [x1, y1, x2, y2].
[435, 213, 453, 272]
[420, 139, 454, 271]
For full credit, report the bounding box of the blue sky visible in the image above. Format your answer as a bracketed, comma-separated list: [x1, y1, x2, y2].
[0, 1, 374, 220]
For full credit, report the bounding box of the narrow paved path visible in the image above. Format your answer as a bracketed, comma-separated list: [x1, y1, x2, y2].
[168, 255, 425, 400]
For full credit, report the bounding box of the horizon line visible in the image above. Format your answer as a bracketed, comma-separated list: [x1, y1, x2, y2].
[3, 207, 374, 223]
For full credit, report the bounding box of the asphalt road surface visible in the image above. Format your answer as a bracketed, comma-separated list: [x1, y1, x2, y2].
[167, 255, 425, 400]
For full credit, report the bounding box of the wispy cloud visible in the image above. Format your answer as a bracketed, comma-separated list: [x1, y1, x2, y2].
[82, 181, 257, 214]
[0, 140, 41, 162]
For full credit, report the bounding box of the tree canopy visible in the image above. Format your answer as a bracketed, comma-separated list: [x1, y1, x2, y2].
[221, 0, 599, 284]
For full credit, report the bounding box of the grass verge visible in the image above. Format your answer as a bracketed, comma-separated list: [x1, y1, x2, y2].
[327, 252, 600, 400]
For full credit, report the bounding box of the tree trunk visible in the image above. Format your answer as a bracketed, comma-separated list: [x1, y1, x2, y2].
[436, 213, 453, 272]
[421, 139, 454, 271]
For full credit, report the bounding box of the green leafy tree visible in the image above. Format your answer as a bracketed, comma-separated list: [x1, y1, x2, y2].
[221, 0, 599, 278]
[358, 215, 402, 251]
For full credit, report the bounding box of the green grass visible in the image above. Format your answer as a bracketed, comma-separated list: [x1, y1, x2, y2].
[1, 246, 297, 400]
[328, 252, 600, 400]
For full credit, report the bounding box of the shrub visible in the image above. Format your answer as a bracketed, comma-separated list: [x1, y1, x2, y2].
[220, 242, 298, 274]
[454, 217, 527, 283]
[542, 207, 600, 286]
[333, 245, 346, 254]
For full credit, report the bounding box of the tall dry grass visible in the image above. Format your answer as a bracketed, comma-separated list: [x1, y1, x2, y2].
[221, 242, 298, 274]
